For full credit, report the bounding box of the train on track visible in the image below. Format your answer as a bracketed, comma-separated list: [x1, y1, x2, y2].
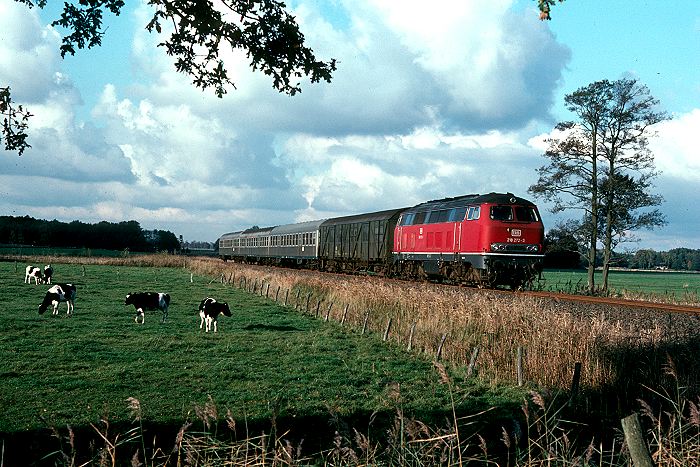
[218, 192, 545, 288]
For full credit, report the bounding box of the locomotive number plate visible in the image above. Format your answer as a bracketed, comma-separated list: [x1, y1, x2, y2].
[511, 229, 522, 236]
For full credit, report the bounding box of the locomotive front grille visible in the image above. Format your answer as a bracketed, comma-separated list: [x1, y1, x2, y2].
[490, 243, 540, 253]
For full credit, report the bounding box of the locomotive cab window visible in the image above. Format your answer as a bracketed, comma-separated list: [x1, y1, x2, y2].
[515, 206, 539, 222]
[450, 207, 467, 222]
[399, 213, 415, 226]
[490, 205, 513, 221]
[466, 206, 480, 220]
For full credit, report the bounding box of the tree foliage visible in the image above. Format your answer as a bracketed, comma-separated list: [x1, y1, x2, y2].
[0, 87, 32, 156]
[0, 215, 180, 252]
[3, 0, 337, 155]
[529, 78, 667, 294]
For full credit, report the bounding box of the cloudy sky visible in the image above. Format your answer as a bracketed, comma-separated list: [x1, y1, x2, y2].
[1, 0, 698, 250]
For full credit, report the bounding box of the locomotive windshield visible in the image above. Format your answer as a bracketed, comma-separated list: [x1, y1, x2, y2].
[490, 205, 540, 222]
[490, 206, 514, 221]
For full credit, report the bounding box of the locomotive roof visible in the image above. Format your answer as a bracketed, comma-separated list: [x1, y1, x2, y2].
[321, 208, 406, 227]
[404, 192, 535, 212]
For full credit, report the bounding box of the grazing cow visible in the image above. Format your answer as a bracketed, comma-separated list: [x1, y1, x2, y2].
[38, 283, 76, 315]
[25, 265, 43, 284]
[43, 265, 53, 284]
[198, 297, 232, 333]
[125, 292, 170, 324]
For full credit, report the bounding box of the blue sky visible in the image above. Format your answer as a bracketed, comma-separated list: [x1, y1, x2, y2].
[1, 0, 699, 251]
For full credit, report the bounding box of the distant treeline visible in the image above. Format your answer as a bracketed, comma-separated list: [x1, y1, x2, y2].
[545, 244, 700, 271]
[0, 216, 180, 253]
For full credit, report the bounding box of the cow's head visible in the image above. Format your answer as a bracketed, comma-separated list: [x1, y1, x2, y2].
[222, 302, 232, 317]
[125, 293, 134, 306]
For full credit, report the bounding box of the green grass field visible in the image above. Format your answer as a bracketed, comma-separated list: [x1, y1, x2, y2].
[541, 269, 700, 301]
[0, 261, 519, 441]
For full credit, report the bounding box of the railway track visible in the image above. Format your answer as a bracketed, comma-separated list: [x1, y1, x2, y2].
[516, 289, 700, 316]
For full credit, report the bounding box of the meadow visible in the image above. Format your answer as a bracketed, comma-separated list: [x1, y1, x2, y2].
[0, 260, 522, 464]
[3, 256, 700, 465]
[541, 269, 700, 302]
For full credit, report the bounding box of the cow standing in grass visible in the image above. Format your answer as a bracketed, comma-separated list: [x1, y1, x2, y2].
[38, 284, 76, 315]
[198, 297, 231, 333]
[43, 265, 53, 284]
[125, 292, 170, 324]
[25, 265, 43, 284]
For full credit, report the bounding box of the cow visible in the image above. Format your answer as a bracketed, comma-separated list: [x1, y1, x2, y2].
[125, 292, 170, 324]
[43, 265, 54, 284]
[25, 265, 43, 284]
[198, 297, 231, 333]
[38, 283, 76, 315]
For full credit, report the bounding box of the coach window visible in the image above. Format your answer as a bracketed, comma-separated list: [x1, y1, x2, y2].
[413, 212, 427, 225]
[490, 205, 513, 221]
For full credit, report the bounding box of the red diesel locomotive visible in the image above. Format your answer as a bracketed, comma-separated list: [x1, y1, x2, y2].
[219, 192, 545, 288]
[391, 193, 544, 287]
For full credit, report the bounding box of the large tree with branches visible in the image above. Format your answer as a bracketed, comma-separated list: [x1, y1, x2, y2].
[1, 0, 337, 155]
[529, 78, 667, 294]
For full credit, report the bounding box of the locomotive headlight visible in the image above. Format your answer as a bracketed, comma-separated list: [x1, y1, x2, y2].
[526, 245, 539, 252]
[491, 243, 505, 251]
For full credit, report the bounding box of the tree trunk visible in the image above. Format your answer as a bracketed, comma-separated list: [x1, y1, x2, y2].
[587, 133, 599, 295]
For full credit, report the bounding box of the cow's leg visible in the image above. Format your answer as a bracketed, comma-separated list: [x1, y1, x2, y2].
[161, 307, 168, 323]
[67, 301, 73, 315]
[213, 319, 218, 333]
[199, 312, 205, 329]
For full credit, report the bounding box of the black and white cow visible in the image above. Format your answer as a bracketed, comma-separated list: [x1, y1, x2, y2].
[198, 297, 231, 333]
[38, 283, 76, 315]
[125, 292, 170, 324]
[43, 265, 54, 284]
[25, 265, 43, 284]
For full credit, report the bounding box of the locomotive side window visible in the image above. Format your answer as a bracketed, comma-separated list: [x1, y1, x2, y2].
[451, 207, 467, 221]
[515, 206, 540, 222]
[413, 212, 427, 224]
[490, 205, 513, 221]
[437, 209, 451, 223]
[399, 213, 415, 226]
[466, 206, 481, 220]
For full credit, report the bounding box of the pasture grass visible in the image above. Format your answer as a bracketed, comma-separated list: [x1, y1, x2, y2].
[0, 261, 518, 438]
[541, 269, 700, 303]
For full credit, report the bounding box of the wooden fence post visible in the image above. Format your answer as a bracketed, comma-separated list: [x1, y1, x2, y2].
[407, 322, 417, 351]
[190, 273, 193, 283]
[467, 346, 480, 378]
[305, 293, 311, 313]
[383, 318, 392, 342]
[284, 289, 289, 307]
[340, 304, 349, 326]
[265, 283, 270, 299]
[324, 303, 333, 322]
[436, 333, 448, 360]
[294, 290, 301, 310]
[621, 413, 654, 467]
[361, 310, 370, 335]
[275, 286, 280, 302]
[315, 301, 322, 318]
[517, 347, 524, 386]
[569, 362, 582, 404]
